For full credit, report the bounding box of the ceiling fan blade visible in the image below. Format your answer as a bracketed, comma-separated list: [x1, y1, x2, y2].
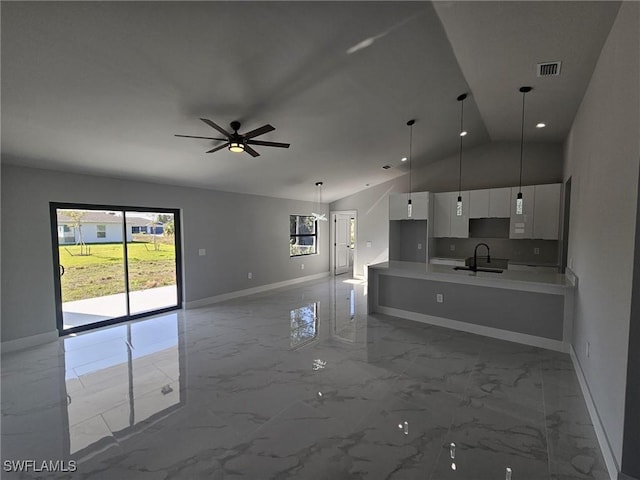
[244, 145, 260, 157]
[175, 134, 228, 141]
[243, 124, 275, 139]
[200, 118, 231, 137]
[206, 143, 229, 154]
[246, 139, 290, 148]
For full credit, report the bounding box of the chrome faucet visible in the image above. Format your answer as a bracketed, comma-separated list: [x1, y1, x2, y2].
[473, 243, 491, 271]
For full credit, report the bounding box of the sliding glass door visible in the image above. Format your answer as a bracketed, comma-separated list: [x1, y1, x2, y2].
[51, 203, 182, 334]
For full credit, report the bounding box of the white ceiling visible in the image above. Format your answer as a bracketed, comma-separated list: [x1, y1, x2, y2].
[1, 1, 620, 203]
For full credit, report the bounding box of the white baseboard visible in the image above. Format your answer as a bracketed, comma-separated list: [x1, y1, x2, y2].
[376, 306, 568, 352]
[569, 345, 619, 480]
[185, 272, 330, 309]
[1, 330, 59, 354]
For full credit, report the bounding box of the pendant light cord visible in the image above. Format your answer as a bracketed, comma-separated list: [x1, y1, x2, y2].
[409, 123, 413, 201]
[459, 98, 464, 195]
[407, 119, 415, 202]
[519, 90, 526, 192]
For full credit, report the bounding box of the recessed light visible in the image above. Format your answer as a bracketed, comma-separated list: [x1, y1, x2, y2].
[459, 131, 468, 137]
[401, 157, 407, 162]
[536, 123, 546, 128]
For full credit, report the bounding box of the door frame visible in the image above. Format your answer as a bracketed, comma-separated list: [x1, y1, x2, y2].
[330, 210, 357, 277]
[50, 202, 183, 336]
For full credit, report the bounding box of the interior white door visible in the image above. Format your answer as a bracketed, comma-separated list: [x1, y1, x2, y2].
[334, 214, 351, 275]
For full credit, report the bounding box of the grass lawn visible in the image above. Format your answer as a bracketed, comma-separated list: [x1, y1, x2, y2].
[60, 237, 176, 302]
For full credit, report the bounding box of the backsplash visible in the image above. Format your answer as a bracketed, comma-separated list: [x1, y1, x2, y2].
[433, 238, 559, 265]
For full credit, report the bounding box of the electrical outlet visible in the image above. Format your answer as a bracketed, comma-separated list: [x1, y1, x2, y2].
[436, 293, 444, 303]
[366, 241, 372, 248]
[450, 244, 456, 251]
[198, 248, 206, 256]
[417, 243, 422, 250]
[586, 341, 590, 358]
[248, 272, 252, 279]
[301, 263, 305, 270]
[534, 247, 540, 255]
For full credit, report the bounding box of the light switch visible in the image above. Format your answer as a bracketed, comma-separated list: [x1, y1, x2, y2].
[198, 248, 206, 256]
[366, 241, 372, 248]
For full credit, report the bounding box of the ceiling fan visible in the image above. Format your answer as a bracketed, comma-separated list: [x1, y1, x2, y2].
[175, 118, 290, 157]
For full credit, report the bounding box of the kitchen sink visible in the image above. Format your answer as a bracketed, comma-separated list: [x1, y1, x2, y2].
[454, 266, 503, 274]
[464, 256, 509, 269]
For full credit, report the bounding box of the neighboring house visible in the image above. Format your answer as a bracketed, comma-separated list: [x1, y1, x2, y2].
[56, 211, 159, 244]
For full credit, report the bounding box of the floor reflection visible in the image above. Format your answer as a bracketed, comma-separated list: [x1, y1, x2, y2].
[289, 303, 318, 349]
[63, 313, 184, 457]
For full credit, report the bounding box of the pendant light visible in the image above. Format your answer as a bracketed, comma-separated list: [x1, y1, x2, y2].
[312, 181, 328, 222]
[406, 119, 415, 218]
[516, 86, 532, 215]
[456, 93, 467, 216]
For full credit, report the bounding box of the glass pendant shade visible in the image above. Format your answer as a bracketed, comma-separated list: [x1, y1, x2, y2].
[312, 181, 327, 222]
[407, 199, 413, 218]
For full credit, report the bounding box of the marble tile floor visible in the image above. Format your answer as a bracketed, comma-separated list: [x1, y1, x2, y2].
[1, 276, 608, 479]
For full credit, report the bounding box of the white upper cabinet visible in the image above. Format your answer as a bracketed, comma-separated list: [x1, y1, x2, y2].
[509, 185, 535, 238]
[389, 191, 429, 220]
[489, 187, 512, 217]
[433, 192, 451, 237]
[469, 187, 511, 218]
[533, 183, 561, 239]
[469, 189, 490, 218]
[434, 191, 469, 238]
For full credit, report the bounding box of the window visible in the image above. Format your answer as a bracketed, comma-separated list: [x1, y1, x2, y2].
[97, 224, 106, 239]
[290, 215, 317, 256]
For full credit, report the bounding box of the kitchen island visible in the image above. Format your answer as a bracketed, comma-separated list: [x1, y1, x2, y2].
[367, 261, 576, 351]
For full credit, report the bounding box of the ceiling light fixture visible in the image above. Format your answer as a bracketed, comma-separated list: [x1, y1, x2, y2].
[406, 119, 416, 218]
[536, 122, 546, 128]
[228, 141, 245, 153]
[456, 93, 467, 216]
[312, 181, 328, 222]
[516, 86, 532, 215]
[401, 157, 408, 162]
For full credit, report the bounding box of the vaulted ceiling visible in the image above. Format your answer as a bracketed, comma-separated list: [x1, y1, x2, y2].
[1, 1, 620, 202]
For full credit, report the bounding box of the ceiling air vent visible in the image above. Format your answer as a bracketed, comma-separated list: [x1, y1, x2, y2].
[382, 165, 392, 170]
[537, 61, 561, 77]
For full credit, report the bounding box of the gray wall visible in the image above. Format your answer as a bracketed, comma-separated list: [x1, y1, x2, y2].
[1, 165, 330, 343]
[330, 141, 564, 278]
[412, 141, 563, 193]
[331, 176, 407, 278]
[623, 160, 640, 478]
[433, 238, 558, 265]
[562, 1, 639, 468]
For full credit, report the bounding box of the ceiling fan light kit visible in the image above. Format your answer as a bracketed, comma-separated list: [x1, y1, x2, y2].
[176, 118, 290, 157]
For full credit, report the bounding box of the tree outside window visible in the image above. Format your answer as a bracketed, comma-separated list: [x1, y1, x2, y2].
[290, 215, 317, 256]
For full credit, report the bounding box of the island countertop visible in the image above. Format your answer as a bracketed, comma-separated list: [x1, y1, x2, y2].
[368, 261, 575, 295]
[367, 261, 576, 351]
